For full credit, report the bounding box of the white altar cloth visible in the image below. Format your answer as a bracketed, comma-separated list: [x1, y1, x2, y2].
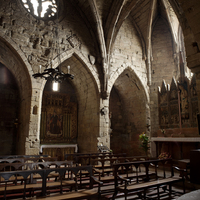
[40, 144, 78, 153]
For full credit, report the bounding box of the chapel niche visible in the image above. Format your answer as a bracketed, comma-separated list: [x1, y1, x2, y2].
[0, 63, 19, 155]
[40, 79, 78, 144]
[109, 69, 147, 156]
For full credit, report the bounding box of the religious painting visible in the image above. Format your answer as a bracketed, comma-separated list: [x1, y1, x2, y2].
[178, 81, 189, 120]
[40, 92, 77, 144]
[158, 76, 199, 129]
[47, 110, 63, 136]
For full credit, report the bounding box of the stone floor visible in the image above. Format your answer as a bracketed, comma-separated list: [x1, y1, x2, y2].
[176, 189, 200, 200]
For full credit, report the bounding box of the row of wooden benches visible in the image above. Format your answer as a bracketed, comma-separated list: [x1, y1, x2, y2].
[65, 152, 132, 165]
[0, 161, 73, 172]
[0, 157, 186, 199]
[0, 155, 49, 159]
[0, 165, 102, 199]
[112, 158, 186, 199]
[0, 157, 57, 164]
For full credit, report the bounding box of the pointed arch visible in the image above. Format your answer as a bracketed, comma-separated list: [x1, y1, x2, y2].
[108, 66, 149, 103]
[0, 36, 32, 154]
[109, 66, 150, 155]
[39, 49, 101, 153]
[49, 48, 101, 95]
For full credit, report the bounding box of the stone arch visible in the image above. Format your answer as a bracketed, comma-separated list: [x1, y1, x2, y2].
[39, 50, 101, 153]
[50, 48, 101, 94]
[109, 67, 150, 156]
[0, 37, 32, 154]
[108, 66, 149, 103]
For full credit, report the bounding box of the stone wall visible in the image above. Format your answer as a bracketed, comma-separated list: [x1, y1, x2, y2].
[0, 0, 101, 154]
[151, 17, 178, 138]
[0, 0, 199, 156]
[108, 17, 150, 156]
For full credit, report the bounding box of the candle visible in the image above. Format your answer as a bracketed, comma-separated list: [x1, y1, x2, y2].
[39, 65, 41, 73]
[68, 65, 70, 74]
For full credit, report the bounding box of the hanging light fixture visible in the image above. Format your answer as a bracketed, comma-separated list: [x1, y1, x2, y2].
[32, 30, 74, 83]
[32, 0, 74, 86]
[32, 64, 74, 82]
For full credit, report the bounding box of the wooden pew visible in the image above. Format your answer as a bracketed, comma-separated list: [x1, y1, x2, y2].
[74, 153, 127, 166]
[65, 152, 114, 165]
[0, 161, 73, 184]
[92, 156, 146, 178]
[0, 157, 57, 165]
[0, 165, 103, 199]
[84, 156, 147, 196]
[112, 158, 185, 200]
[0, 160, 73, 171]
[0, 158, 24, 164]
[0, 155, 49, 159]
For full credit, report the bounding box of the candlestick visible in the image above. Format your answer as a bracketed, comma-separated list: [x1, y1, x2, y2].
[68, 65, 70, 74]
[39, 65, 41, 73]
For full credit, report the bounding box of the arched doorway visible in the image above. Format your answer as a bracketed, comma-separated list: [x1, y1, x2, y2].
[0, 63, 19, 155]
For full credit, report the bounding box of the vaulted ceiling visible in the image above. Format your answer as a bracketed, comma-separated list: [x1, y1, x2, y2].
[68, 0, 180, 66]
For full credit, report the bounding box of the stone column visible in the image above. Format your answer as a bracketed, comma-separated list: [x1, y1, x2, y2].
[25, 79, 44, 155]
[97, 97, 110, 150]
[196, 72, 200, 115]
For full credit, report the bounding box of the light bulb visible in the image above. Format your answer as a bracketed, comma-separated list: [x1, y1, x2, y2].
[52, 81, 59, 91]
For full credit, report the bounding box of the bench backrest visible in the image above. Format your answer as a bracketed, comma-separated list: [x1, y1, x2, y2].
[0, 155, 49, 159]
[0, 157, 57, 165]
[70, 153, 127, 166]
[113, 158, 173, 186]
[65, 152, 113, 163]
[0, 165, 93, 198]
[0, 160, 73, 172]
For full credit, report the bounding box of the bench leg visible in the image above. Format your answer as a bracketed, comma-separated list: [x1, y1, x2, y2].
[183, 179, 185, 194]
[169, 184, 172, 199]
[112, 190, 118, 199]
[143, 189, 146, 200]
[157, 186, 160, 200]
[125, 191, 127, 200]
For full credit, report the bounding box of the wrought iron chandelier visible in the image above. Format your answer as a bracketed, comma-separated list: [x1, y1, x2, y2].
[32, 65, 74, 83]
[32, 27, 74, 83]
[31, 0, 74, 84]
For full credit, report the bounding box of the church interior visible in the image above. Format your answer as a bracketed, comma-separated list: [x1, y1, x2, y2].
[0, 0, 200, 199]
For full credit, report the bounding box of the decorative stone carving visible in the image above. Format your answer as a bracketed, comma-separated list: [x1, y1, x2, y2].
[67, 34, 81, 48]
[0, 6, 81, 72]
[88, 55, 95, 65]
